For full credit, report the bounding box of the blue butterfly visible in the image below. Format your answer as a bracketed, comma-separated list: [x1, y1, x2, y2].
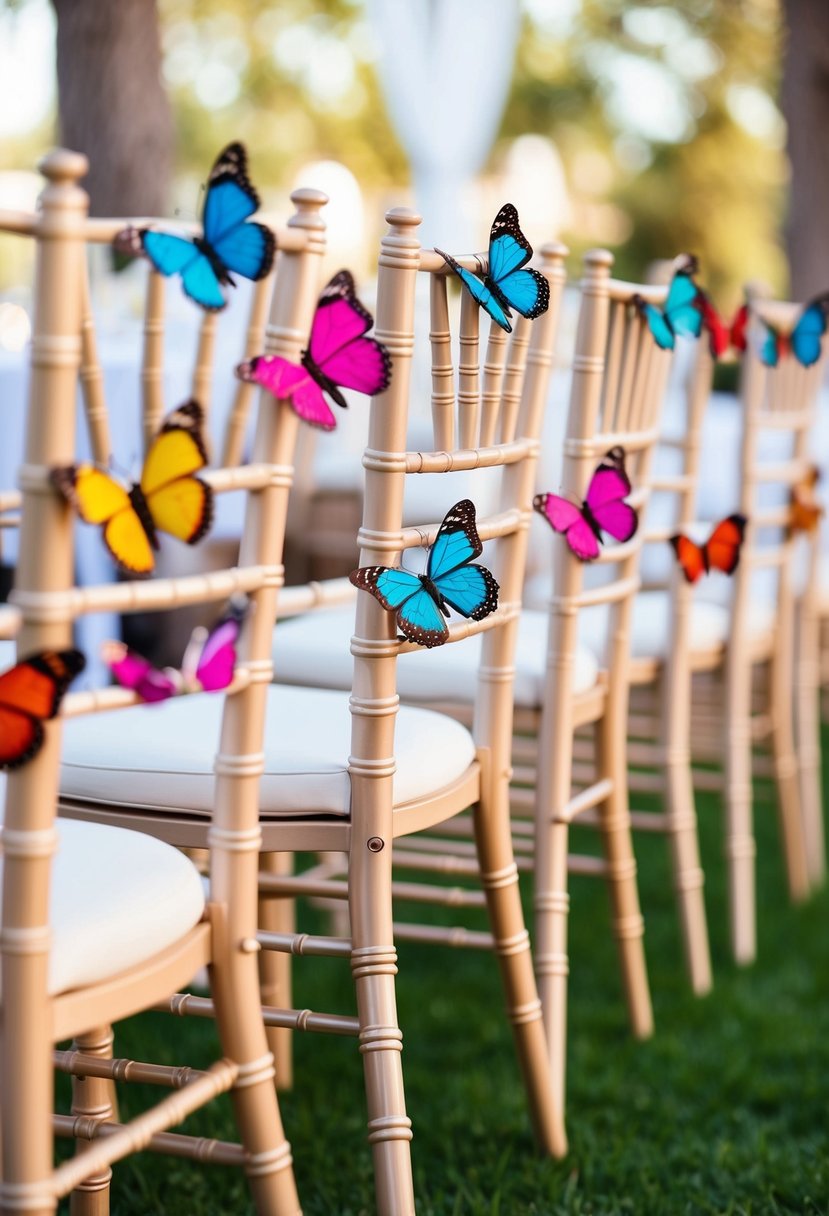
[759, 294, 829, 368]
[349, 499, 499, 648]
[632, 256, 704, 350]
[435, 204, 550, 334]
[138, 143, 275, 312]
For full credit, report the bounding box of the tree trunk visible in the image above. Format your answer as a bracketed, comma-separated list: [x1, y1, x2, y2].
[52, 0, 173, 217]
[781, 0, 829, 298]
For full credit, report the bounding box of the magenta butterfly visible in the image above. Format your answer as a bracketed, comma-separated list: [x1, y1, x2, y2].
[236, 269, 391, 431]
[534, 447, 638, 561]
[103, 603, 245, 703]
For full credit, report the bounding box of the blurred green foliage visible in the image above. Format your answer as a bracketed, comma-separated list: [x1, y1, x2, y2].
[2, 0, 787, 302]
[155, 0, 786, 301]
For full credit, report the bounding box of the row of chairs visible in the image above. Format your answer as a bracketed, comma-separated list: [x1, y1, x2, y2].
[0, 149, 825, 1215]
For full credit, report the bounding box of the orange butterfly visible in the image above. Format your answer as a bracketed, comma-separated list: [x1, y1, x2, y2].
[50, 401, 214, 577]
[0, 649, 85, 770]
[788, 466, 823, 536]
[670, 514, 747, 584]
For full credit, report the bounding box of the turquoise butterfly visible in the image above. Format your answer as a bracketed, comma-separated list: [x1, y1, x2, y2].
[349, 500, 499, 648]
[632, 256, 704, 350]
[435, 204, 550, 334]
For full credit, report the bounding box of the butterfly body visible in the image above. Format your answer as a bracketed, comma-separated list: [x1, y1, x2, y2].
[670, 514, 747, 584]
[350, 499, 499, 648]
[436, 203, 550, 334]
[51, 400, 213, 576]
[127, 483, 160, 552]
[534, 447, 638, 562]
[633, 257, 703, 351]
[131, 143, 275, 312]
[0, 649, 85, 770]
[238, 270, 391, 431]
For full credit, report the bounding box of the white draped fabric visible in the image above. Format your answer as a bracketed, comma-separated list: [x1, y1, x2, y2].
[368, 0, 520, 248]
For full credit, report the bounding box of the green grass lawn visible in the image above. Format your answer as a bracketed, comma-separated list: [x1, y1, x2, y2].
[59, 733, 829, 1215]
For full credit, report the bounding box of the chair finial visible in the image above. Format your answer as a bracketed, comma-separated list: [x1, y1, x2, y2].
[380, 208, 421, 270]
[37, 148, 89, 185]
[583, 248, 614, 271]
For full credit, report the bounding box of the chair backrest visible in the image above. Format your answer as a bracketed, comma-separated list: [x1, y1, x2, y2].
[77, 217, 285, 470]
[346, 207, 567, 839]
[729, 297, 828, 640]
[0, 148, 325, 1184]
[536, 250, 680, 795]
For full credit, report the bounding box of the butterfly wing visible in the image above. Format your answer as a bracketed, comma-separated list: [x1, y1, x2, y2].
[435, 249, 513, 333]
[308, 272, 392, 398]
[202, 143, 275, 282]
[759, 323, 782, 367]
[432, 564, 499, 622]
[487, 203, 532, 279]
[103, 641, 177, 703]
[349, 566, 448, 647]
[729, 302, 749, 352]
[670, 535, 707, 584]
[139, 231, 225, 312]
[534, 493, 601, 561]
[0, 649, 85, 769]
[50, 465, 156, 575]
[141, 401, 214, 545]
[663, 268, 703, 340]
[194, 614, 242, 692]
[697, 293, 729, 359]
[238, 355, 337, 430]
[790, 300, 827, 368]
[427, 500, 484, 581]
[497, 268, 550, 321]
[584, 448, 638, 543]
[634, 297, 676, 350]
[705, 514, 746, 576]
[486, 204, 550, 320]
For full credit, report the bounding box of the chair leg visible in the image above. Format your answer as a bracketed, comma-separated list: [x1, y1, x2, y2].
[258, 851, 295, 1090]
[769, 632, 810, 902]
[208, 904, 302, 1216]
[723, 659, 757, 964]
[795, 598, 825, 888]
[68, 1026, 115, 1216]
[529, 825, 571, 1154]
[663, 744, 712, 996]
[473, 786, 567, 1159]
[348, 840, 415, 1216]
[592, 713, 653, 1038]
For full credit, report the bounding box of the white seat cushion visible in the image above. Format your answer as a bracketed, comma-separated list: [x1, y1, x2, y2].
[60, 684, 476, 818]
[578, 591, 775, 663]
[272, 608, 600, 708]
[0, 817, 204, 996]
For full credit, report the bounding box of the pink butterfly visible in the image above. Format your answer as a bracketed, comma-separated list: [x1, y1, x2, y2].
[236, 269, 391, 431]
[534, 447, 638, 561]
[103, 604, 245, 703]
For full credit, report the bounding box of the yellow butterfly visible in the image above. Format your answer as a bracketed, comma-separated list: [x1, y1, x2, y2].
[51, 400, 214, 576]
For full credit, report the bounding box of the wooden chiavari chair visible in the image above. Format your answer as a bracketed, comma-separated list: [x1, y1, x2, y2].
[566, 339, 720, 997]
[57, 207, 569, 1209]
[616, 299, 825, 967]
[0, 150, 306, 1216]
[719, 302, 824, 950]
[270, 252, 691, 1097]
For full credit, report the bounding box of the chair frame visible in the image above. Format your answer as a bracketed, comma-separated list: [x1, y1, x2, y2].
[0, 148, 331, 1216]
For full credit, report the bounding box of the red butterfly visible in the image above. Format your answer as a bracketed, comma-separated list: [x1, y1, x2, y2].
[0, 649, 86, 770]
[670, 515, 747, 584]
[697, 296, 748, 361]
